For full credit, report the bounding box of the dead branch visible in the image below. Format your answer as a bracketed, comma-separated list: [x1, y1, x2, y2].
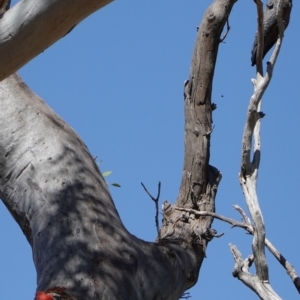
[232, 204, 252, 226]
[175, 205, 300, 293]
[175, 207, 251, 232]
[237, 1, 289, 294]
[265, 239, 300, 293]
[141, 182, 161, 236]
[229, 243, 282, 300]
[0, 0, 113, 81]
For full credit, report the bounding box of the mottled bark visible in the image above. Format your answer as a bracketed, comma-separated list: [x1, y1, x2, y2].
[0, 0, 237, 299]
[0, 74, 198, 299]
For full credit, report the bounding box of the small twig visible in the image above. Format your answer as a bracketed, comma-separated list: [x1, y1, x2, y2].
[230, 243, 253, 277]
[141, 182, 161, 236]
[175, 207, 251, 232]
[176, 206, 300, 294]
[232, 205, 251, 226]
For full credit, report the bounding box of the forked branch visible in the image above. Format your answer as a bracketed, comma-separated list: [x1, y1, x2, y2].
[233, 0, 290, 298]
[176, 206, 300, 293]
[141, 182, 161, 236]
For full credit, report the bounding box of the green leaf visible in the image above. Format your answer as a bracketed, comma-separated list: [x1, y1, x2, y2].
[111, 183, 121, 188]
[102, 171, 112, 177]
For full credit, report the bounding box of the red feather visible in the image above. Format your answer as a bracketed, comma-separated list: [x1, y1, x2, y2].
[35, 291, 54, 300]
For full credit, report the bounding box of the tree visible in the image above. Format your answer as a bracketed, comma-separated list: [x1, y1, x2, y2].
[0, 0, 300, 300]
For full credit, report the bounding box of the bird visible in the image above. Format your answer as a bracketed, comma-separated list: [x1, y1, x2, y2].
[34, 291, 62, 300]
[251, 0, 292, 66]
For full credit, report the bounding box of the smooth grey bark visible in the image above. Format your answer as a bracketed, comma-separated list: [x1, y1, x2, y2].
[0, 74, 198, 299]
[0, 0, 237, 299]
[0, 0, 113, 81]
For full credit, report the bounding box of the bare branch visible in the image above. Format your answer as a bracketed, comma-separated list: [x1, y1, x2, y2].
[264, 239, 300, 293]
[0, 0, 113, 81]
[230, 244, 282, 300]
[237, 0, 290, 287]
[176, 204, 300, 293]
[175, 207, 251, 232]
[237, 1, 293, 291]
[141, 182, 161, 236]
[232, 204, 252, 226]
[230, 244, 252, 277]
[233, 205, 300, 291]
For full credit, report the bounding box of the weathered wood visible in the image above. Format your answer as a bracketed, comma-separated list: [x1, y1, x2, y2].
[232, 0, 288, 298]
[161, 0, 236, 263]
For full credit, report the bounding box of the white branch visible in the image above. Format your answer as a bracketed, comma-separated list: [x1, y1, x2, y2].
[230, 243, 282, 300]
[175, 206, 300, 293]
[235, 0, 289, 296]
[0, 0, 113, 81]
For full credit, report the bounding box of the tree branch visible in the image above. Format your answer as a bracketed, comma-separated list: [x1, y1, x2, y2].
[229, 243, 282, 300]
[0, 1, 240, 297]
[175, 206, 300, 293]
[238, 1, 288, 291]
[175, 207, 250, 232]
[0, 73, 210, 300]
[175, 0, 236, 221]
[141, 181, 161, 236]
[159, 0, 237, 284]
[0, 0, 113, 81]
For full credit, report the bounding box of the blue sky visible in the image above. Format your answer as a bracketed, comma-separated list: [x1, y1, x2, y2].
[1, 0, 299, 299]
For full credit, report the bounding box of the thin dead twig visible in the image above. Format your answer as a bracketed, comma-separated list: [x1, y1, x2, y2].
[176, 205, 300, 293]
[141, 181, 161, 236]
